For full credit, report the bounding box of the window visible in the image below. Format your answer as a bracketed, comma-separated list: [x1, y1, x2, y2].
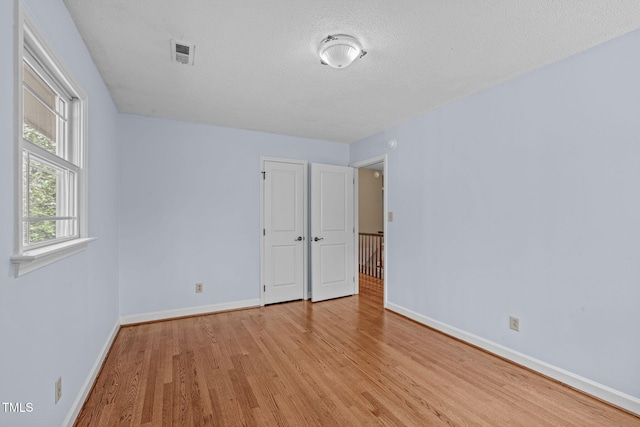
[12, 10, 93, 276]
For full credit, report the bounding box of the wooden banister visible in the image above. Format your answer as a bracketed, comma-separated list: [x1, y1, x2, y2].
[359, 233, 384, 279]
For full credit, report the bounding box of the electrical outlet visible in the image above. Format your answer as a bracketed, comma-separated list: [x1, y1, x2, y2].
[55, 377, 62, 404]
[195, 283, 203, 293]
[509, 316, 520, 332]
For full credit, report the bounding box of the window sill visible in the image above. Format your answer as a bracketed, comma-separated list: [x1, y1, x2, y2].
[11, 237, 96, 277]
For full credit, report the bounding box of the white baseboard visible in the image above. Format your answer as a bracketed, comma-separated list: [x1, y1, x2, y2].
[386, 302, 640, 416]
[120, 299, 261, 325]
[63, 319, 120, 427]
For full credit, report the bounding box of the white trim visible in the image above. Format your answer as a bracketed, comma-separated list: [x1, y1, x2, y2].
[350, 155, 388, 307]
[259, 157, 309, 305]
[11, 237, 96, 276]
[62, 320, 120, 427]
[353, 170, 359, 294]
[260, 158, 265, 305]
[386, 302, 640, 416]
[14, 5, 92, 274]
[13, 1, 24, 261]
[21, 12, 88, 101]
[120, 299, 261, 325]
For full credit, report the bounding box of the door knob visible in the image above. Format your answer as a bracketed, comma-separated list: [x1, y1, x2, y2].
[294, 236, 303, 241]
[314, 237, 324, 241]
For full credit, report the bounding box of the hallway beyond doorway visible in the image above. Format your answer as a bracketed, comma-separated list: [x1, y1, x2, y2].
[359, 273, 383, 304]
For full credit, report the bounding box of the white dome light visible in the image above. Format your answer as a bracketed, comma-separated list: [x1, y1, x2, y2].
[318, 35, 367, 69]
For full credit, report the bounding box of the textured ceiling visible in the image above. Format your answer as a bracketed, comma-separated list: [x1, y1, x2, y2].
[63, 0, 640, 143]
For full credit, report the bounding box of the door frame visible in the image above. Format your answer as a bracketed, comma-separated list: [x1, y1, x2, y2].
[350, 155, 388, 308]
[260, 157, 309, 306]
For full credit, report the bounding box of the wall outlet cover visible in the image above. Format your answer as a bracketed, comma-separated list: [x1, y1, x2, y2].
[55, 377, 62, 404]
[510, 316, 520, 332]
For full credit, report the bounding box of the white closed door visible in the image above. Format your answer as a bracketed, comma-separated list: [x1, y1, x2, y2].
[311, 164, 355, 302]
[264, 161, 305, 304]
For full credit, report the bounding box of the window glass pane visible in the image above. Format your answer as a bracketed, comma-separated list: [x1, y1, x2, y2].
[25, 156, 57, 246]
[23, 63, 56, 109]
[57, 98, 68, 159]
[22, 152, 28, 219]
[28, 157, 58, 219]
[23, 63, 61, 155]
[25, 219, 77, 246]
[27, 219, 56, 244]
[22, 152, 79, 247]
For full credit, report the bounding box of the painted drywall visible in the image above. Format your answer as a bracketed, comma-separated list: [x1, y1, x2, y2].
[350, 29, 640, 399]
[2, 1, 637, 424]
[118, 114, 349, 317]
[0, 1, 120, 426]
[358, 169, 384, 234]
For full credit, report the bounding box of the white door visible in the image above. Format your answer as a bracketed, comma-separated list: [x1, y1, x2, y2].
[263, 161, 305, 304]
[311, 164, 355, 302]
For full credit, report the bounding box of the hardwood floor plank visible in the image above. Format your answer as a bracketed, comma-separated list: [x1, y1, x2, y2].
[161, 381, 172, 427]
[140, 339, 158, 425]
[74, 276, 640, 426]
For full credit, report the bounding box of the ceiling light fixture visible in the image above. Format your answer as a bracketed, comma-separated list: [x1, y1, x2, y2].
[318, 35, 367, 69]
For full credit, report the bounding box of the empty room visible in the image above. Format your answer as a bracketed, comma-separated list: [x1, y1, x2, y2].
[1, 0, 639, 426]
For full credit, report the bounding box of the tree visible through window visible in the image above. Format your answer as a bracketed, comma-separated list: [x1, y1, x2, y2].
[23, 124, 59, 244]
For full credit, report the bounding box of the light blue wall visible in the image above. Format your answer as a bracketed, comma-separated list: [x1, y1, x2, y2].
[351, 29, 640, 399]
[118, 114, 349, 316]
[0, 1, 120, 426]
[2, 1, 639, 424]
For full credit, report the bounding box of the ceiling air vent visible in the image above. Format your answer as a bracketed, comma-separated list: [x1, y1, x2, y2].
[170, 40, 195, 65]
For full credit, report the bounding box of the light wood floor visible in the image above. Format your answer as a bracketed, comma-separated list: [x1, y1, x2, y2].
[75, 275, 639, 426]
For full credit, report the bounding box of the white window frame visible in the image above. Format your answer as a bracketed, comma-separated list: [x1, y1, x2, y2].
[11, 7, 94, 276]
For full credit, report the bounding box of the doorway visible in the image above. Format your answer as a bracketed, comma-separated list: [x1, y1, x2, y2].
[352, 156, 387, 307]
[261, 157, 383, 306]
[260, 159, 356, 305]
